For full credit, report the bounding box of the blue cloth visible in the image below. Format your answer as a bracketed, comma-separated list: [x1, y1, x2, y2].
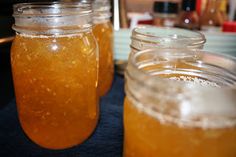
[0, 74, 125, 157]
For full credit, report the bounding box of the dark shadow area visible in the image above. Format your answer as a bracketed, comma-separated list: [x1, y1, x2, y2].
[0, 42, 14, 108]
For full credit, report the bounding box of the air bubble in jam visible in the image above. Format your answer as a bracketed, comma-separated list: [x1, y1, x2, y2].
[169, 76, 221, 88]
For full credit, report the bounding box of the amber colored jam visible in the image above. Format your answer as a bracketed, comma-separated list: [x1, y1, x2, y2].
[93, 21, 114, 96]
[11, 32, 99, 149]
[124, 80, 236, 157]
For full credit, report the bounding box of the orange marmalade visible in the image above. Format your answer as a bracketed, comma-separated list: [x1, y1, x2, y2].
[124, 49, 236, 157]
[11, 32, 98, 149]
[93, 21, 114, 96]
[124, 94, 236, 157]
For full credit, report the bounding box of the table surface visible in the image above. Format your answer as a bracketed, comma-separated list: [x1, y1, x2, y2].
[0, 73, 125, 157]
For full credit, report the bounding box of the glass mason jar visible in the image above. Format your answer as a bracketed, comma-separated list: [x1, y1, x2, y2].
[116, 26, 206, 75]
[11, 2, 99, 149]
[92, 0, 114, 96]
[124, 48, 236, 157]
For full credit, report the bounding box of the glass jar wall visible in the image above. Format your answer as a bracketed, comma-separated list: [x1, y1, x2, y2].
[92, 0, 114, 96]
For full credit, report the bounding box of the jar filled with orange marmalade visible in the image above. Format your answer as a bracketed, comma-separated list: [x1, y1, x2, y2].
[92, 0, 114, 96]
[124, 49, 236, 157]
[11, 2, 99, 149]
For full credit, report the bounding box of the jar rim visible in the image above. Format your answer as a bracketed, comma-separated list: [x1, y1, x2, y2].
[131, 26, 206, 48]
[13, 2, 92, 17]
[127, 48, 236, 91]
[92, 0, 112, 22]
[93, 0, 111, 12]
[12, 2, 93, 35]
